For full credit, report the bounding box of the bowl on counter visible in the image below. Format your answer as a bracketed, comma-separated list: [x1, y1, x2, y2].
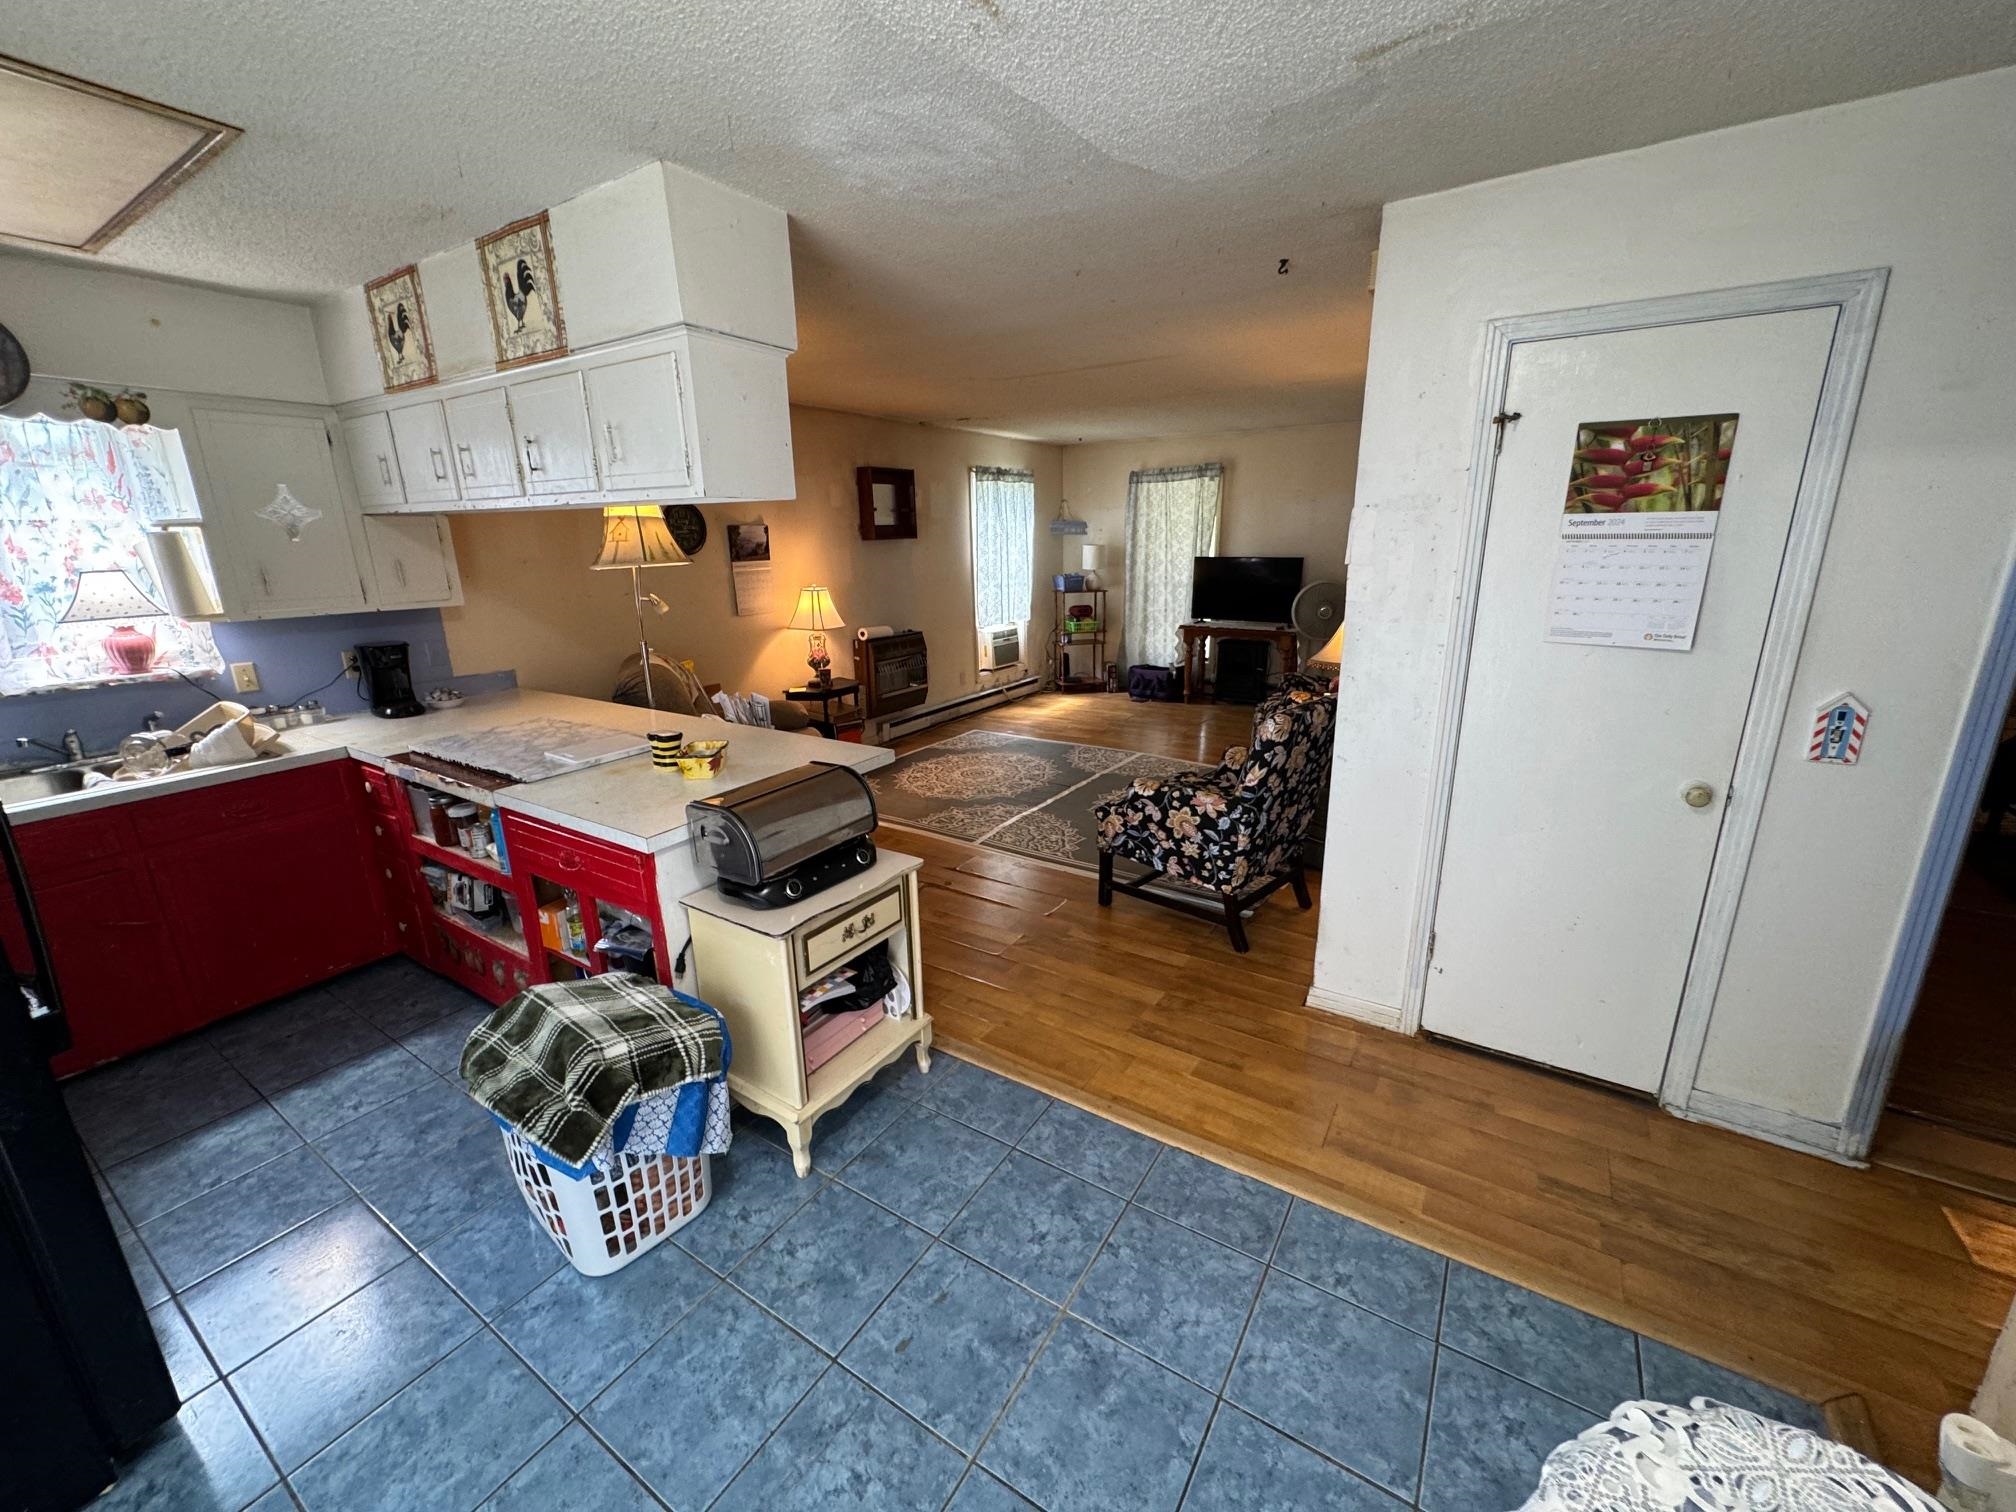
[674, 740, 729, 779]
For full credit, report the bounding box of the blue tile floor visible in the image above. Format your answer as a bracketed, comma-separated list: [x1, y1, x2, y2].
[72, 958, 1828, 1511]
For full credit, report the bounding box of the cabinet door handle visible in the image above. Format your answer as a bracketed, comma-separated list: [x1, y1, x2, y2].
[377, 454, 392, 485]
[604, 422, 622, 464]
[429, 447, 448, 481]
[522, 436, 542, 473]
[457, 443, 476, 479]
[394, 559, 408, 587]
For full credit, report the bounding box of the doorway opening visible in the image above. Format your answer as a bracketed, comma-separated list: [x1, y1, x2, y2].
[1876, 687, 2016, 1194]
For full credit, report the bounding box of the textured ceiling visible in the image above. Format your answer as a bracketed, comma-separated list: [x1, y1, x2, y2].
[4, 1, 2013, 440]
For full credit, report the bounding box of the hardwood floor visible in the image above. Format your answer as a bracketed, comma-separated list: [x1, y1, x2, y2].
[1885, 845, 2016, 1146]
[888, 689, 2016, 1488]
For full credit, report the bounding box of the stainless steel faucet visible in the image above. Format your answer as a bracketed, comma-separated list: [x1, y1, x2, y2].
[14, 730, 87, 763]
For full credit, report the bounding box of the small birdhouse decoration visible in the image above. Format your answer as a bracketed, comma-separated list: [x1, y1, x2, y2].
[1808, 692, 1869, 765]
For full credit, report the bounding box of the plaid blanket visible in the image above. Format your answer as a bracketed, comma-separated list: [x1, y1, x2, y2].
[459, 974, 725, 1166]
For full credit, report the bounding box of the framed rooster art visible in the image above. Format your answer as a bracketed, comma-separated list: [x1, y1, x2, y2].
[476, 210, 568, 370]
[362, 265, 436, 393]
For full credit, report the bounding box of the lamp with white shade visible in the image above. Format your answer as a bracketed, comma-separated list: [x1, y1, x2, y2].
[588, 505, 690, 712]
[1079, 542, 1106, 588]
[788, 585, 845, 686]
[60, 568, 166, 673]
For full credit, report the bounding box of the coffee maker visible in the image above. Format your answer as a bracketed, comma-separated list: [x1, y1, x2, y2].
[355, 642, 426, 719]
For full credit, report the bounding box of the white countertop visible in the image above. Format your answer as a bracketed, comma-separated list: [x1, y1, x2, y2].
[4, 688, 892, 853]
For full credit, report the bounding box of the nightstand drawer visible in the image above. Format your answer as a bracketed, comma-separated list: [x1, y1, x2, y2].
[800, 883, 904, 978]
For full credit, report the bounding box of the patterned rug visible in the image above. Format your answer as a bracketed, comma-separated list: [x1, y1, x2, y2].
[869, 729, 1211, 873]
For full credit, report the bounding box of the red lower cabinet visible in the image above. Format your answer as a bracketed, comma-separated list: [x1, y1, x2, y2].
[22, 758, 394, 1075]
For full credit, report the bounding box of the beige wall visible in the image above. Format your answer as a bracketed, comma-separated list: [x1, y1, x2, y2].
[441, 405, 1063, 706]
[1060, 421, 1359, 664]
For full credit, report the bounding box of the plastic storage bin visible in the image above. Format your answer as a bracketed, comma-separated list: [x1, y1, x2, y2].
[501, 1127, 710, 1276]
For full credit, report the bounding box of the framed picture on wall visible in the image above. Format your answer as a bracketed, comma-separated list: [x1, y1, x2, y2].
[476, 211, 567, 370]
[362, 265, 436, 393]
[857, 466, 918, 540]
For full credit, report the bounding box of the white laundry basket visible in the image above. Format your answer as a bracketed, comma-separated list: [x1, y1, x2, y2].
[501, 1126, 710, 1277]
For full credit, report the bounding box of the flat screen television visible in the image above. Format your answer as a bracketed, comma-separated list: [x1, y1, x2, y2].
[1189, 556, 1303, 624]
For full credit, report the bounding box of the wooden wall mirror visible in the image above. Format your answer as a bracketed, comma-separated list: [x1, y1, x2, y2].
[857, 466, 918, 540]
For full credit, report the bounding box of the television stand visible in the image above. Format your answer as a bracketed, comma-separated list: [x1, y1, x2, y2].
[1178, 622, 1299, 705]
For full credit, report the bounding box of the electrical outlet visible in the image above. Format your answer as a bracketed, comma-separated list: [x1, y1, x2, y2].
[229, 662, 260, 693]
[339, 649, 360, 676]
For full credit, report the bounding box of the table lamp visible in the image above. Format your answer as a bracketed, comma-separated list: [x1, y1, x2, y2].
[1311, 622, 1346, 691]
[589, 505, 690, 712]
[60, 568, 166, 673]
[1080, 542, 1106, 589]
[788, 585, 845, 686]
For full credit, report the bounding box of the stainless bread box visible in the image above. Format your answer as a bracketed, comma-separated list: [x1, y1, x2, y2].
[689, 763, 878, 899]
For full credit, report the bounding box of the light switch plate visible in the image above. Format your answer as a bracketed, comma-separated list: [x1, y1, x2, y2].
[229, 661, 260, 692]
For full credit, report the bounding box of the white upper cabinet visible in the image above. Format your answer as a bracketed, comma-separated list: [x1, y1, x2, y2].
[340, 412, 405, 511]
[585, 351, 690, 491]
[386, 402, 461, 507]
[361, 515, 461, 608]
[507, 370, 598, 495]
[443, 388, 522, 500]
[190, 409, 370, 618]
[337, 327, 790, 512]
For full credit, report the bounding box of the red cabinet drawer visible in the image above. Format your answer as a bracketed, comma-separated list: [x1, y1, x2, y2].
[130, 760, 348, 848]
[501, 813, 654, 907]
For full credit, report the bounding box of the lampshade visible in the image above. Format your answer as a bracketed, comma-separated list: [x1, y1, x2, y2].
[1312, 623, 1347, 667]
[59, 568, 164, 624]
[788, 585, 844, 631]
[588, 505, 691, 571]
[1080, 543, 1106, 573]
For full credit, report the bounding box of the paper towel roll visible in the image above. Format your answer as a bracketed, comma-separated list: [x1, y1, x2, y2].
[1940, 1413, 2016, 1511]
[855, 625, 896, 642]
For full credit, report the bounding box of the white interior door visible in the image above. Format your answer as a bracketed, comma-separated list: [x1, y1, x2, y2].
[1422, 309, 1837, 1090]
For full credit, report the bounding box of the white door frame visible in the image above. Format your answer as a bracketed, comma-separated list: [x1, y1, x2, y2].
[1836, 552, 2016, 1158]
[1401, 270, 1889, 1147]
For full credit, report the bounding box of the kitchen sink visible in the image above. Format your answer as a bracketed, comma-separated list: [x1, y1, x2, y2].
[0, 762, 121, 805]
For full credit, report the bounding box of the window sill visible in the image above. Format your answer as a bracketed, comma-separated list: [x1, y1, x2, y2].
[2, 663, 223, 699]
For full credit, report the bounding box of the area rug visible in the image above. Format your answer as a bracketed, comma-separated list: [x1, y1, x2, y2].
[869, 729, 1210, 873]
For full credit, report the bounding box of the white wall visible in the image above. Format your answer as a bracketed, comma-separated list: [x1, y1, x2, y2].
[1318, 67, 2016, 1132]
[1061, 421, 1359, 664]
[313, 162, 793, 404]
[0, 250, 326, 403]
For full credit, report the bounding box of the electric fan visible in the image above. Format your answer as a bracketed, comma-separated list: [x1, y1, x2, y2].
[1291, 580, 1347, 665]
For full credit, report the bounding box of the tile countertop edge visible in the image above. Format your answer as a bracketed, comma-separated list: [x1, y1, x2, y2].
[4, 688, 896, 851]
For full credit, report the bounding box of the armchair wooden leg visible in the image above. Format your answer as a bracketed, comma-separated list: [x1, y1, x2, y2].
[1222, 895, 1250, 953]
[1097, 849, 1114, 907]
[1288, 861, 1312, 911]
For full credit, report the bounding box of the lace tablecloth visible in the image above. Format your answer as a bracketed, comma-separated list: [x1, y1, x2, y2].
[1520, 1399, 1939, 1512]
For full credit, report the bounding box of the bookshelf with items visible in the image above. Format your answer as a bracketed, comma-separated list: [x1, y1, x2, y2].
[1053, 584, 1108, 693]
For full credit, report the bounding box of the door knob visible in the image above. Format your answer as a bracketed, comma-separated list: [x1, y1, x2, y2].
[1682, 782, 1715, 809]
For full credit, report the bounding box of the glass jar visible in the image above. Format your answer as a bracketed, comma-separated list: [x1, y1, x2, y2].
[427, 794, 457, 847]
[447, 802, 484, 856]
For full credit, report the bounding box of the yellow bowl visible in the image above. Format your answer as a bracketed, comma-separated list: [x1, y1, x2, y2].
[675, 740, 729, 779]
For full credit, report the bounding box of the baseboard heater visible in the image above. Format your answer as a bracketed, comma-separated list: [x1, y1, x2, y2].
[878, 675, 1039, 735]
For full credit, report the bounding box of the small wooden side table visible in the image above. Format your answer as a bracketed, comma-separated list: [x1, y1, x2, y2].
[1178, 623, 1300, 704]
[783, 678, 864, 736]
[684, 852, 932, 1176]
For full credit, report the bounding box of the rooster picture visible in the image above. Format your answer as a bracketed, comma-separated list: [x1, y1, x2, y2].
[501, 259, 535, 330]
[479, 214, 565, 365]
[366, 269, 433, 391]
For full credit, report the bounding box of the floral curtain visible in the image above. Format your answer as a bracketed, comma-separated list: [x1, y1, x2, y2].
[971, 466, 1036, 629]
[1123, 463, 1222, 667]
[0, 416, 219, 694]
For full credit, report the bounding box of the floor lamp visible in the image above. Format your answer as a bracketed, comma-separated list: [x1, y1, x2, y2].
[589, 505, 691, 711]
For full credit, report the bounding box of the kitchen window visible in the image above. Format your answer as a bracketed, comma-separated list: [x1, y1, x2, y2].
[0, 415, 220, 695]
[1123, 463, 1222, 667]
[970, 466, 1035, 631]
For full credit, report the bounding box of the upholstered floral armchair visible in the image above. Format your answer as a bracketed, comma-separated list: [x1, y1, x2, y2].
[1094, 676, 1336, 951]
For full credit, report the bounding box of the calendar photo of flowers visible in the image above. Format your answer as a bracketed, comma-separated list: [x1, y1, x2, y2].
[1562, 413, 1737, 514]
